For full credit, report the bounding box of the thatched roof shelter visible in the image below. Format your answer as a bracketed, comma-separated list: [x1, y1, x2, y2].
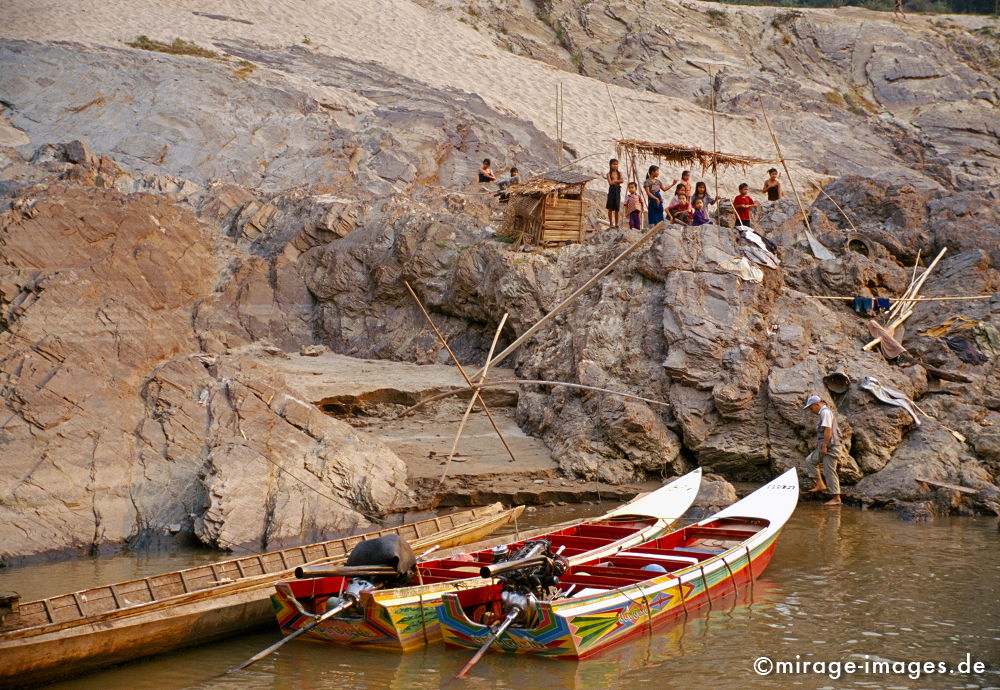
[501, 169, 595, 247]
[615, 139, 777, 173]
[506, 169, 595, 197]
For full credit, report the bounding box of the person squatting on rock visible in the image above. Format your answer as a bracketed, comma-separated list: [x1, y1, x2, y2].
[623, 181, 644, 230]
[803, 394, 843, 506]
[606, 158, 624, 228]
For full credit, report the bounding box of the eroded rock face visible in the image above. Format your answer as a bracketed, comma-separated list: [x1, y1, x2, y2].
[0, 159, 411, 562]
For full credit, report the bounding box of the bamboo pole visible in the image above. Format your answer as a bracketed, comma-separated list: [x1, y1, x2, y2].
[863, 247, 947, 351]
[403, 282, 518, 464]
[401, 378, 670, 417]
[809, 181, 858, 233]
[470, 221, 667, 379]
[810, 294, 992, 302]
[440, 313, 510, 488]
[710, 68, 720, 223]
[758, 97, 834, 261]
[886, 250, 922, 323]
[607, 84, 638, 186]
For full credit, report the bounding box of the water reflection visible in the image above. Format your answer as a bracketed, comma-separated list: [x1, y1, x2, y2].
[31, 506, 1000, 689]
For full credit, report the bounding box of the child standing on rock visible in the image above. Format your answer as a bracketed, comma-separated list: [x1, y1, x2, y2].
[733, 183, 757, 227]
[623, 181, 644, 230]
[606, 158, 624, 228]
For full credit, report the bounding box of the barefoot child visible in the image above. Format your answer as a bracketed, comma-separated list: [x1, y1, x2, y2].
[668, 191, 694, 225]
[762, 168, 782, 201]
[733, 183, 757, 227]
[606, 158, 624, 228]
[623, 181, 644, 229]
[691, 197, 712, 226]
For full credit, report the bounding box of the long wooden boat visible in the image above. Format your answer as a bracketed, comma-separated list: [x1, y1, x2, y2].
[270, 468, 702, 651]
[438, 469, 798, 660]
[0, 503, 519, 687]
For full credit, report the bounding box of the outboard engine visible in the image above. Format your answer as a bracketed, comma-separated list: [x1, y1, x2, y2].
[478, 539, 568, 626]
[294, 534, 417, 618]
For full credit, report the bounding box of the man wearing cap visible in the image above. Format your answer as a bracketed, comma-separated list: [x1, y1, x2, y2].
[803, 394, 843, 506]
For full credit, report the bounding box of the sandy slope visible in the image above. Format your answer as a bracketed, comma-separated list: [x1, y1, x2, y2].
[1, 0, 827, 191]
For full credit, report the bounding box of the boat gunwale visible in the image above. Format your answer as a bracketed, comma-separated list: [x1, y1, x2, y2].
[0, 503, 516, 641]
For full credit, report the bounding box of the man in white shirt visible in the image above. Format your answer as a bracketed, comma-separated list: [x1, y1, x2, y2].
[803, 394, 843, 506]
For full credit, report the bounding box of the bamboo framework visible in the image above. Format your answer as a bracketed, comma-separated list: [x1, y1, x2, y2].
[614, 139, 777, 173]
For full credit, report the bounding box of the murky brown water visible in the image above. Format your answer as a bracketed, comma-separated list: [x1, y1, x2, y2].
[4, 505, 999, 689]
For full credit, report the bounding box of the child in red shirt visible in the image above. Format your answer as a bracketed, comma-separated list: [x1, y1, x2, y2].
[733, 183, 756, 227]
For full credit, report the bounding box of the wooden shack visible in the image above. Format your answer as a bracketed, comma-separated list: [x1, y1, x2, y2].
[502, 169, 595, 247]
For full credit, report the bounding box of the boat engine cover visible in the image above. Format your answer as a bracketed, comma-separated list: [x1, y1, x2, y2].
[345, 533, 417, 585]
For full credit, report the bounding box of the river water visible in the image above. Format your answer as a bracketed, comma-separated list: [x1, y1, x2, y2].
[4, 504, 998, 689]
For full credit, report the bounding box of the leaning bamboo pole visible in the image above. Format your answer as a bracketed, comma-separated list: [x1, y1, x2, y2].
[440, 313, 510, 488]
[809, 181, 858, 233]
[470, 221, 668, 379]
[403, 282, 518, 463]
[758, 97, 834, 260]
[607, 84, 638, 186]
[710, 68, 720, 223]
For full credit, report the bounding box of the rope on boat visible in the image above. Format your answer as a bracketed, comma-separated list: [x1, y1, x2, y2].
[700, 566, 712, 610]
[722, 555, 739, 598]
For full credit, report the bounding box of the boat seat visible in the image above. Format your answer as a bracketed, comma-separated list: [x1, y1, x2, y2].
[571, 587, 608, 598]
[673, 546, 722, 555]
[618, 551, 699, 565]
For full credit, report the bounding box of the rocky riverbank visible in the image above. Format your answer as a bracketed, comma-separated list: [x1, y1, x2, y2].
[1, 0, 999, 563]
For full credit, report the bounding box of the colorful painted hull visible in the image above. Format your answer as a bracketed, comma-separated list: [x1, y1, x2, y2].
[439, 533, 778, 658]
[271, 468, 703, 651]
[438, 469, 799, 660]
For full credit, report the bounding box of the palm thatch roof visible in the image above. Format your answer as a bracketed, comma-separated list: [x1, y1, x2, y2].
[615, 139, 777, 172]
[507, 169, 595, 197]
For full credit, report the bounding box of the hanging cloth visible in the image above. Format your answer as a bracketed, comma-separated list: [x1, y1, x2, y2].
[860, 376, 922, 426]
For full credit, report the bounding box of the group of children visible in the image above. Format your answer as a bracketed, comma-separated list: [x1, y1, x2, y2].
[478, 156, 785, 232]
[606, 158, 784, 230]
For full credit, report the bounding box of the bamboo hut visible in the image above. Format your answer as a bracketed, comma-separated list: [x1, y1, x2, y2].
[501, 169, 595, 247]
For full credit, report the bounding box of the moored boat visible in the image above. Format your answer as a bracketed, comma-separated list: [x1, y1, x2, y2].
[0, 503, 518, 687]
[438, 469, 798, 661]
[269, 468, 702, 652]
